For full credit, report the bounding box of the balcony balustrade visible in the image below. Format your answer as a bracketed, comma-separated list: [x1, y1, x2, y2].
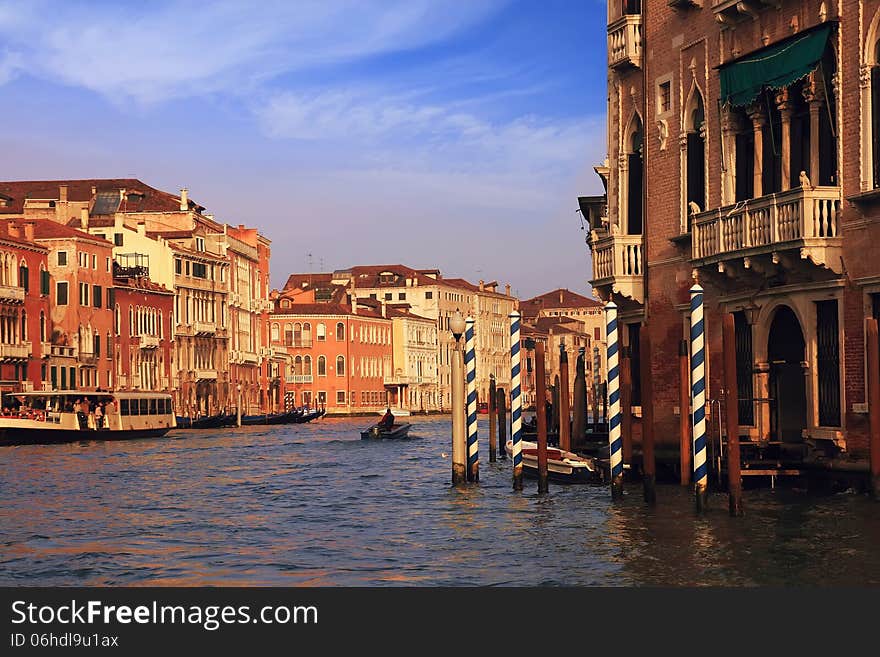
[0, 284, 25, 303]
[0, 342, 31, 360]
[608, 15, 642, 69]
[195, 369, 217, 380]
[692, 186, 842, 273]
[286, 374, 313, 384]
[139, 335, 160, 349]
[193, 321, 216, 336]
[589, 232, 645, 303]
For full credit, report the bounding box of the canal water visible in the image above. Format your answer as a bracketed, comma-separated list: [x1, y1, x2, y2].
[1, 416, 879, 586]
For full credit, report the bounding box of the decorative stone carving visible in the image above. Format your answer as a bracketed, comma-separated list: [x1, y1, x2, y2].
[819, 2, 827, 23]
[657, 119, 668, 151]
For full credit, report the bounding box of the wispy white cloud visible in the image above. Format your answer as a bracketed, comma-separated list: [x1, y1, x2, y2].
[0, 0, 504, 104]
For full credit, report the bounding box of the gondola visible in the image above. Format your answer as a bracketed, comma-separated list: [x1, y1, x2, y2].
[360, 422, 411, 440]
[175, 413, 228, 429]
[294, 408, 325, 423]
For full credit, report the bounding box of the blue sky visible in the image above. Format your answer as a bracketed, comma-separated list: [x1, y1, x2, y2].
[0, 0, 608, 299]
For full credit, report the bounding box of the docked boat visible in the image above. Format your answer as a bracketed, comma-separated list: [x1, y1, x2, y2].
[175, 412, 228, 429]
[0, 391, 176, 446]
[237, 409, 302, 426]
[360, 422, 412, 440]
[295, 408, 325, 423]
[504, 439, 601, 484]
[377, 407, 410, 417]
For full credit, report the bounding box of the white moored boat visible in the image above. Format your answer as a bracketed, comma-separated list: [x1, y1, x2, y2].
[0, 391, 176, 446]
[504, 439, 602, 483]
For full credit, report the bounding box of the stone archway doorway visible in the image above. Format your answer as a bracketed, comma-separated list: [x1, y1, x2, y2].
[767, 306, 807, 447]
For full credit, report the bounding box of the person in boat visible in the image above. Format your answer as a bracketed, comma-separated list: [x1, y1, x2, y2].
[94, 402, 105, 430]
[378, 407, 395, 431]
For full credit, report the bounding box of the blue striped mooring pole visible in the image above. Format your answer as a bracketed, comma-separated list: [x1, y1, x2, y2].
[465, 316, 478, 482]
[690, 284, 709, 511]
[606, 301, 623, 498]
[510, 311, 523, 490]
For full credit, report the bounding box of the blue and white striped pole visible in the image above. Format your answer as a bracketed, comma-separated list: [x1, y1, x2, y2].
[606, 301, 623, 498]
[465, 316, 478, 482]
[510, 311, 523, 490]
[690, 284, 709, 511]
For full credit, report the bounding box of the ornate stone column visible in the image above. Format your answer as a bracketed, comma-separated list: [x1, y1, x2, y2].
[776, 89, 793, 191]
[755, 361, 771, 443]
[803, 72, 825, 186]
[748, 102, 766, 198]
[721, 108, 740, 205]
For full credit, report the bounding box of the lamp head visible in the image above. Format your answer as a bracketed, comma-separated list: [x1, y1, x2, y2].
[450, 309, 466, 341]
[524, 337, 536, 350]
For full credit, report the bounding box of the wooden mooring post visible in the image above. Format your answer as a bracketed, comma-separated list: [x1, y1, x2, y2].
[497, 387, 507, 459]
[867, 318, 880, 499]
[488, 375, 497, 462]
[535, 340, 549, 493]
[679, 338, 691, 487]
[640, 328, 656, 505]
[559, 344, 571, 452]
[722, 313, 743, 516]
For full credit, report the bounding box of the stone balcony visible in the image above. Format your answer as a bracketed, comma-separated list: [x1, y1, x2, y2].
[286, 374, 313, 384]
[712, 0, 779, 26]
[139, 335, 160, 349]
[196, 369, 217, 380]
[0, 342, 31, 360]
[193, 321, 216, 336]
[589, 232, 645, 304]
[691, 186, 842, 274]
[0, 284, 25, 304]
[608, 15, 642, 69]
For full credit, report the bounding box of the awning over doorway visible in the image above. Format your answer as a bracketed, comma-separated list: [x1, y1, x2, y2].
[719, 23, 833, 108]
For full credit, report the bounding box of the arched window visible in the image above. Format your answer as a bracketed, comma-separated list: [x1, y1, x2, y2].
[316, 323, 326, 341]
[303, 322, 312, 344]
[271, 323, 279, 342]
[39, 311, 45, 342]
[115, 305, 120, 335]
[336, 322, 345, 341]
[281, 299, 291, 309]
[294, 355, 303, 375]
[336, 355, 345, 376]
[20, 310, 26, 340]
[304, 355, 312, 375]
[873, 38, 880, 187]
[317, 355, 326, 376]
[19, 260, 28, 293]
[284, 323, 293, 346]
[293, 322, 302, 346]
[685, 88, 706, 229]
[624, 113, 644, 234]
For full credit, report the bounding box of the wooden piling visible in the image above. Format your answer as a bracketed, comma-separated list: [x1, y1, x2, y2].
[497, 387, 507, 459]
[572, 347, 587, 449]
[679, 338, 691, 486]
[552, 375, 560, 436]
[488, 375, 497, 462]
[535, 341, 549, 493]
[722, 313, 743, 516]
[640, 329, 656, 505]
[867, 318, 880, 499]
[621, 346, 633, 471]
[559, 345, 571, 452]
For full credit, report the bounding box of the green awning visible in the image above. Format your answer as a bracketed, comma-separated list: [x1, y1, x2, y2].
[719, 24, 832, 108]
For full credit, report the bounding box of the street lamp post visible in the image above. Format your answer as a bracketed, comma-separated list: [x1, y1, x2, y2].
[450, 310, 467, 486]
[236, 383, 242, 428]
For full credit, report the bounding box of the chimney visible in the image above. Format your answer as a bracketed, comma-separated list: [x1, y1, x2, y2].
[180, 188, 188, 211]
[559, 290, 564, 304]
[7, 223, 21, 239]
[80, 207, 89, 230]
[351, 290, 358, 315]
[59, 185, 68, 203]
[479, 279, 484, 292]
[505, 284, 511, 297]
[23, 222, 34, 242]
[381, 300, 387, 318]
[90, 186, 96, 197]
[137, 221, 146, 236]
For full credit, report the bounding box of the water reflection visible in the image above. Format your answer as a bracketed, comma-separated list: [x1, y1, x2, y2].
[1, 416, 879, 586]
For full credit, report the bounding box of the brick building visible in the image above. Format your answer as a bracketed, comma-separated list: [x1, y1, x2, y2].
[584, 1, 880, 470]
[269, 296, 395, 414]
[0, 221, 48, 393]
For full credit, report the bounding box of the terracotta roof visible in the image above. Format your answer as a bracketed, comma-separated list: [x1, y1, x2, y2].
[113, 276, 174, 295]
[520, 288, 600, 319]
[0, 220, 47, 250]
[282, 272, 335, 291]
[270, 302, 388, 320]
[534, 316, 586, 334]
[25, 219, 112, 245]
[0, 179, 205, 215]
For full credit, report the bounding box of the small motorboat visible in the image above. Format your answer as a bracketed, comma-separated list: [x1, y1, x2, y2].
[504, 439, 602, 484]
[361, 422, 412, 440]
